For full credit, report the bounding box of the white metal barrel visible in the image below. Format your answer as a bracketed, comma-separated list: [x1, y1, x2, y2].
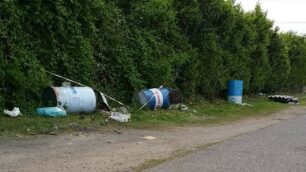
[42, 86, 96, 113]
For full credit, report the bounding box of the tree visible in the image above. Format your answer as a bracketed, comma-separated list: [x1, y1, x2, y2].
[245, 5, 273, 93]
[265, 28, 290, 92]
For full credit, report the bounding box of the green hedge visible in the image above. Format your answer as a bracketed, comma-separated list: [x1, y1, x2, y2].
[1, 0, 306, 113]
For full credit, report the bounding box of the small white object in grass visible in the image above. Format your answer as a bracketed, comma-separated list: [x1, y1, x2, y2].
[238, 103, 254, 107]
[143, 136, 157, 141]
[110, 112, 131, 122]
[191, 109, 197, 113]
[180, 104, 189, 111]
[4, 107, 21, 117]
[288, 102, 299, 106]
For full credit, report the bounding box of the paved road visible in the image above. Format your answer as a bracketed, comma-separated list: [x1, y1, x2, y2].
[145, 114, 306, 172]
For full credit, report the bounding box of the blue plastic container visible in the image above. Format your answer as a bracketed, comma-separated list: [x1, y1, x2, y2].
[138, 88, 170, 110]
[228, 80, 243, 104]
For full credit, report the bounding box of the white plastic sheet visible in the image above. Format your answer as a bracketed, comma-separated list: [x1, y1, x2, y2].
[110, 112, 131, 122]
[4, 107, 21, 117]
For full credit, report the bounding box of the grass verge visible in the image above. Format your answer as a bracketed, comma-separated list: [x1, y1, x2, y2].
[128, 96, 302, 128]
[1, 95, 305, 137]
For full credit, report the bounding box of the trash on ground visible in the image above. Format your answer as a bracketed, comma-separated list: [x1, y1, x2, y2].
[191, 109, 197, 113]
[42, 86, 96, 113]
[101, 110, 111, 116]
[180, 104, 189, 111]
[169, 89, 182, 104]
[238, 103, 254, 107]
[143, 136, 157, 141]
[61, 81, 71, 87]
[98, 92, 110, 111]
[168, 103, 189, 111]
[112, 107, 128, 114]
[288, 102, 299, 105]
[137, 87, 184, 110]
[138, 87, 170, 110]
[4, 107, 21, 117]
[228, 80, 244, 104]
[43, 69, 128, 108]
[36, 107, 67, 117]
[118, 107, 128, 114]
[137, 87, 196, 112]
[268, 95, 298, 104]
[258, 92, 265, 96]
[109, 112, 131, 122]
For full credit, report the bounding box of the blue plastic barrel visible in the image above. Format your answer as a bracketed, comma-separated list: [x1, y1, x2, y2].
[138, 88, 170, 110]
[228, 80, 243, 104]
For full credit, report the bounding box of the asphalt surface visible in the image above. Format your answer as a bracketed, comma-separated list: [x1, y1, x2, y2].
[145, 114, 306, 172]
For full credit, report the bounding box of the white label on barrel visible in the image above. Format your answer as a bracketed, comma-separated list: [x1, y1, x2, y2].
[228, 96, 242, 104]
[150, 88, 164, 109]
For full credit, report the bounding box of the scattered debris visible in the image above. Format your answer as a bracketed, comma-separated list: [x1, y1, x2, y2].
[42, 69, 128, 108]
[36, 107, 67, 117]
[288, 102, 299, 106]
[98, 92, 110, 111]
[137, 87, 184, 111]
[268, 95, 299, 104]
[238, 103, 254, 107]
[61, 81, 71, 87]
[106, 106, 131, 123]
[138, 87, 170, 110]
[168, 103, 189, 111]
[112, 107, 128, 114]
[42, 86, 96, 113]
[143, 136, 157, 141]
[191, 109, 197, 113]
[169, 89, 182, 104]
[259, 92, 265, 96]
[118, 107, 128, 114]
[168, 103, 198, 113]
[101, 109, 111, 115]
[180, 104, 189, 111]
[4, 107, 21, 117]
[110, 112, 131, 122]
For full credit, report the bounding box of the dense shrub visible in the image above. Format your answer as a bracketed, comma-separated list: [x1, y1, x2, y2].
[1, 0, 306, 113]
[282, 33, 306, 91]
[265, 28, 290, 92]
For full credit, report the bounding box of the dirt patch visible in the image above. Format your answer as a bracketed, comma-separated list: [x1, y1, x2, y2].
[0, 106, 305, 172]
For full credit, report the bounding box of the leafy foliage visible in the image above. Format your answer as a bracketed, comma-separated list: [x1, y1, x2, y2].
[1, 0, 306, 113]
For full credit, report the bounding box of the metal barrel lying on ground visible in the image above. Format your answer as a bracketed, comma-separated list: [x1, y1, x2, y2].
[137, 88, 171, 110]
[42, 86, 97, 113]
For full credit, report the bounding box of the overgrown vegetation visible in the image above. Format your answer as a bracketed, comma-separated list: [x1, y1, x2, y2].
[1, 0, 306, 113]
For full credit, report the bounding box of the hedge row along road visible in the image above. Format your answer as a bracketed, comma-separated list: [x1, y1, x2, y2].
[1, 0, 306, 113]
